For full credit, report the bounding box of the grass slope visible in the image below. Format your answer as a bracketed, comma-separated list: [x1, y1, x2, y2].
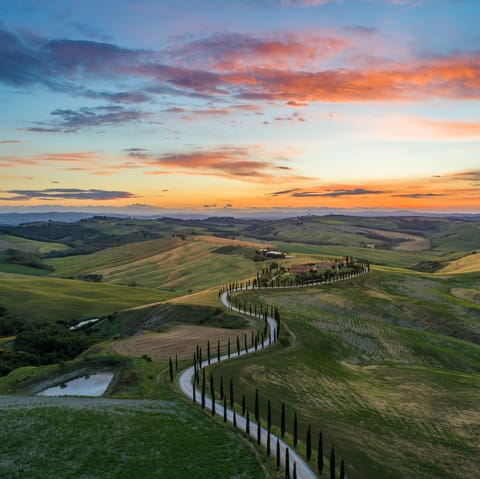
[47, 237, 259, 293]
[0, 234, 70, 254]
[0, 397, 268, 479]
[0, 276, 172, 324]
[211, 269, 480, 479]
[439, 252, 480, 274]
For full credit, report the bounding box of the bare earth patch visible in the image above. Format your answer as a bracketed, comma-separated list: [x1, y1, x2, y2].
[109, 324, 248, 360]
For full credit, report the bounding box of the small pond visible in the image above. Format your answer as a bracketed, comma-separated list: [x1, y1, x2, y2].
[38, 372, 114, 397]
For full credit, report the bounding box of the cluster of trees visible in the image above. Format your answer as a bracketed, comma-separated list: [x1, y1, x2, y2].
[218, 257, 369, 293]
[0, 307, 92, 377]
[4, 249, 53, 271]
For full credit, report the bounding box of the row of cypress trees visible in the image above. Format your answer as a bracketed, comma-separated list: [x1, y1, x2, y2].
[171, 272, 355, 477]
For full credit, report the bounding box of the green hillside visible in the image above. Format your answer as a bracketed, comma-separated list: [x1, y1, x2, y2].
[47, 237, 260, 293]
[0, 276, 171, 324]
[211, 268, 480, 479]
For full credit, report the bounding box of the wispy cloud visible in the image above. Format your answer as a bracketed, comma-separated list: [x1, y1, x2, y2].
[292, 188, 386, 197]
[137, 146, 309, 183]
[2, 188, 138, 201]
[23, 106, 148, 133]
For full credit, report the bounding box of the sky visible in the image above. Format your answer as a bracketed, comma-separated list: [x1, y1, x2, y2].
[0, 0, 479, 214]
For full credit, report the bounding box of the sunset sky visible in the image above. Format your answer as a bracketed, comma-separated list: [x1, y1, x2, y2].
[1, 0, 479, 213]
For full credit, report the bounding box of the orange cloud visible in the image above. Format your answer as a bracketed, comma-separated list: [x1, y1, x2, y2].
[225, 53, 480, 102]
[140, 146, 311, 183]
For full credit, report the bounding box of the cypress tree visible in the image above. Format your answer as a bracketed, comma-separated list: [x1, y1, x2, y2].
[254, 335, 258, 351]
[293, 411, 298, 448]
[254, 388, 259, 420]
[207, 340, 211, 365]
[217, 340, 221, 362]
[267, 400, 271, 431]
[257, 417, 261, 444]
[276, 438, 280, 470]
[242, 394, 246, 415]
[244, 333, 248, 353]
[212, 388, 215, 416]
[229, 378, 234, 408]
[227, 338, 231, 359]
[237, 336, 240, 356]
[169, 357, 173, 382]
[293, 462, 297, 479]
[223, 396, 227, 422]
[246, 410, 250, 434]
[233, 408, 237, 427]
[285, 448, 290, 479]
[318, 432, 324, 475]
[220, 376, 224, 400]
[192, 378, 196, 402]
[267, 428, 271, 457]
[330, 445, 335, 479]
[251, 329, 254, 346]
[201, 377, 206, 409]
[210, 373, 214, 398]
[175, 354, 178, 371]
[306, 425, 312, 460]
[340, 459, 345, 479]
[199, 346, 202, 366]
[281, 403, 286, 438]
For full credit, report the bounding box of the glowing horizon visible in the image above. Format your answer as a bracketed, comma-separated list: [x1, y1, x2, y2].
[1, 1, 479, 213]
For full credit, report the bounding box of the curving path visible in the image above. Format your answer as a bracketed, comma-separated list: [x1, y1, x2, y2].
[178, 269, 368, 479]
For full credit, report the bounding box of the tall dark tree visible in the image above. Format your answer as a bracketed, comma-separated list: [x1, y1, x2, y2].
[227, 338, 231, 359]
[192, 378, 196, 402]
[267, 428, 271, 457]
[254, 388, 259, 420]
[175, 353, 178, 371]
[293, 411, 298, 448]
[276, 438, 281, 470]
[237, 336, 240, 356]
[246, 410, 250, 435]
[285, 448, 290, 479]
[229, 378, 234, 408]
[169, 357, 173, 382]
[201, 376, 206, 409]
[281, 403, 286, 438]
[242, 394, 246, 415]
[267, 400, 272, 431]
[318, 431, 324, 475]
[223, 396, 227, 422]
[340, 459, 345, 479]
[244, 333, 248, 353]
[217, 340, 221, 362]
[211, 387, 215, 416]
[257, 417, 261, 444]
[220, 376, 224, 400]
[306, 425, 312, 460]
[207, 340, 211, 365]
[330, 444, 336, 479]
[233, 408, 237, 427]
[293, 462, 297, 479]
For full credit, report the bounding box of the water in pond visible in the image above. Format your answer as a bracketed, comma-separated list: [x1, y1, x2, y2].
[38, 373, 114, 397]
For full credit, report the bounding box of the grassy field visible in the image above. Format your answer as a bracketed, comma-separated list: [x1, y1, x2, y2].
[0, 397, 270, 479]
[46, 237, 260, 293]
[0, 234, 70, 254]
[210, 268, 480, 479]
[0, 276, 173, 324]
